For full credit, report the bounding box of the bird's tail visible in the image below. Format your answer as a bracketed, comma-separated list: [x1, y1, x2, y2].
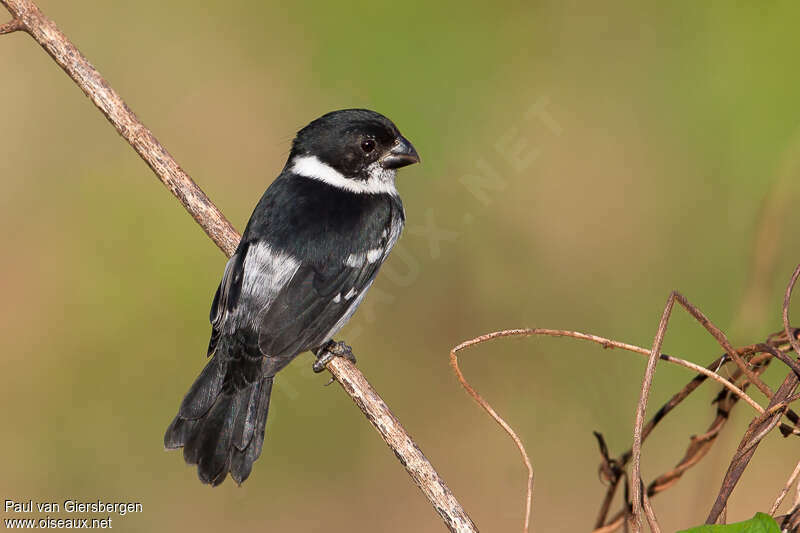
[164, 354, 273, 486]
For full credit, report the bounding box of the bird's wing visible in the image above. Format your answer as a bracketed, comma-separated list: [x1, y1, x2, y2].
[207, 244, 249, 356]
[256, 246, 386, 360]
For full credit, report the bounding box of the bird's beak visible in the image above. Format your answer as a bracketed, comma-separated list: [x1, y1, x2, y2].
[380, 136, 420, 169]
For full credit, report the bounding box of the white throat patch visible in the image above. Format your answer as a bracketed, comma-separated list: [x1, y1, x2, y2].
[291, 155, 398, 196]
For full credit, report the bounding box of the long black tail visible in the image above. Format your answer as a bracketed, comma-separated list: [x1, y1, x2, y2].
[164, 354, 273, 486]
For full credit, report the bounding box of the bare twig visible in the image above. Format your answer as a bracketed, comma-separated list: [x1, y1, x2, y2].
[594, 356, 712, 531]
[448, 325, 770, 533]
[769, 460, 800, 515]
[706, 265, 800, 523]
[660, 355, 762, 413]
[707, 374, 798, 523]
[645, 359, 766, 493]
[631, 292, 674, 531]
[451, 336, 534, 533]
[641, 488, 661, 533]
[738, 408, 786, 456]
[592, 350, 774, 533]
[0, 1, 478, 530]
[671, 293, 772, 401]
[757, 343, 800, 380]
[587, 297, 798, 532]
[448, 307, 797, 532]
[593, 432, 625, 530]
[628, 290, 782, 532]
[0, 16, 22, 33]
[450, 329, 762, 413]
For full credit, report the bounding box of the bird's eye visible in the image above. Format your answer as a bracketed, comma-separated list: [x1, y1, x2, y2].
[361, 139, 376, 153]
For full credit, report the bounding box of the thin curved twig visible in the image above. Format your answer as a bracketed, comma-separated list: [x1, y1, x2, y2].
[452, 329, 762, 412]
[769, 461, 800, 516]
[448, 325, 768, 532]
[450, 336, 534, 533]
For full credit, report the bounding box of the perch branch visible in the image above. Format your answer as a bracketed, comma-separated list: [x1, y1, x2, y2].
[0, 1, 478, 531]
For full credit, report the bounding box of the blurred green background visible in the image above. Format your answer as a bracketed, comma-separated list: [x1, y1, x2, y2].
[2, 1, 800, 531]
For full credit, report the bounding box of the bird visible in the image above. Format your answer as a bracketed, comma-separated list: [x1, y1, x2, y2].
[164, 109, 419, 486]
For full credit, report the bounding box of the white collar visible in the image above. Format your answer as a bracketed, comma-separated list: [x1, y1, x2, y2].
[290, 155, 398, 196]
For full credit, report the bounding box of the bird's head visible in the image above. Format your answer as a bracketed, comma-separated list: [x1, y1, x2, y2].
[289, 109, 419, 195]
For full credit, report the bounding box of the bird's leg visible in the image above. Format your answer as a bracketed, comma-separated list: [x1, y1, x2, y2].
[312, 340, 357, 373]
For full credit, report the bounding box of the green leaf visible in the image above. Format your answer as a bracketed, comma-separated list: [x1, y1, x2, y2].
[678, 512, 780, 533]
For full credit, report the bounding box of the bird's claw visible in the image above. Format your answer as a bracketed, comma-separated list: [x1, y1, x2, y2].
[313, 340, 356, 373]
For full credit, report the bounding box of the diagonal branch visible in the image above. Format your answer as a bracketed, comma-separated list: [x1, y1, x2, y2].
[0, 1, 478, 531]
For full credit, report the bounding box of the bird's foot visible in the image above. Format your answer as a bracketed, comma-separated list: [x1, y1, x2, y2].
[313, 340, 356, 373]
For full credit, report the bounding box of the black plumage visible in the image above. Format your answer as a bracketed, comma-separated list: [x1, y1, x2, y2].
[164, 109, 419, 486]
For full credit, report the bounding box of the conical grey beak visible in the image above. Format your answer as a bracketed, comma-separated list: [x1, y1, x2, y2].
[380, 136, 420, 169]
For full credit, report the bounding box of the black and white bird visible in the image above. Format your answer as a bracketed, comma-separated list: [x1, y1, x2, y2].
[164, 109, 419, 486]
